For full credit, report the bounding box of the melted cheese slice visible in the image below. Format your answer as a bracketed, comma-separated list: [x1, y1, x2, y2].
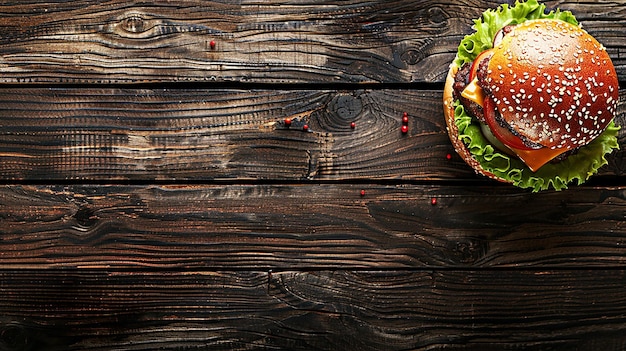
[461, 78, 485, 107]
[461, 79, 568, 172]
[509, 146, 568, 172]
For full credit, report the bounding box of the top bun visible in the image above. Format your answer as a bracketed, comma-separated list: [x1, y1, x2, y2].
[485, 19, 619, 150]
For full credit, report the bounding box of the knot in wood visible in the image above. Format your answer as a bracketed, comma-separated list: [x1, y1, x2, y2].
[451, 238, 488, 265]
[399, 38, 433, 66]
[427, 7, 447, 25]
[0, 323, 29, 351]
[329, 94, 362, 121]
[410, 7, 448, 35]
[73, 206, 98, 228]
[121, 13, 147, 34]
[400, 49, 425, 66]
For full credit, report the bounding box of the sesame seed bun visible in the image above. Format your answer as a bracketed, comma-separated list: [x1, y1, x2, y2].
[486, 19, 619, 150]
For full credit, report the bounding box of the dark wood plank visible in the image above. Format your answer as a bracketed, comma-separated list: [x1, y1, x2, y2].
[0, 0, 622, 83]
[0, 269, 625, 350]
[0, 88, 464, 181]
[2, 184, 625, 269]
[1, 88, 624, 181]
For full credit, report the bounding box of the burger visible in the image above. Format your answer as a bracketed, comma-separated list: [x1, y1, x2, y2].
[443, 0, 620, 191]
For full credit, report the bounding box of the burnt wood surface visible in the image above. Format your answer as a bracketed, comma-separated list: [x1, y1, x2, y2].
[0, 0, 623, 84]
[1, 184, 626, 269]
[0, 88, 474, 181]
[0, 270, 625, 351]
[1, 0, 626, 350]
[0, 87, 624, 181]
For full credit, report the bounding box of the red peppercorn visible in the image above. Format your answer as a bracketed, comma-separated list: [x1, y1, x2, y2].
[430, 197, 437, 206]
[350, 122, 356, 129]
[401, 125, 408, 134]
[446, 153, 452, 160]
[402, 115, 409, 124]
[209, 40, 216, 49]
[302, 124, 309, 131]
[360, 189, 366, 197]
[284, 118, 292, 127]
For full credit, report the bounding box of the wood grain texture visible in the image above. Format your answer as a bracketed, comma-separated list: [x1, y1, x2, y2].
[2, 2, 626, 350]
[0, 0, 622, 83]
[0, 87, 624, 181]
[1, 184, 625, 269]
[0, 269, 625, 350]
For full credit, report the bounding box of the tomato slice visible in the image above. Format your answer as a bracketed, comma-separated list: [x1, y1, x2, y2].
[469, 49, 493, 82]
[482, 96, 537, 151]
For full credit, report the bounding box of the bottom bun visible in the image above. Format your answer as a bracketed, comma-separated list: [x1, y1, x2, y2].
[443, 63, 510, 183]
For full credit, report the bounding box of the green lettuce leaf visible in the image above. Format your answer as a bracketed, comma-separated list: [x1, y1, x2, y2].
[455, 101, 620, 192]
[451, 0, 620, 191]
[455, 0, 578, 67]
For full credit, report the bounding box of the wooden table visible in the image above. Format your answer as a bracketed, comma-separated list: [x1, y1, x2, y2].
[0, 1, 625, 350]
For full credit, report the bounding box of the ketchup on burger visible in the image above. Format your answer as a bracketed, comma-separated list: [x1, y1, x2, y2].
[443, 0, 620, 191]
